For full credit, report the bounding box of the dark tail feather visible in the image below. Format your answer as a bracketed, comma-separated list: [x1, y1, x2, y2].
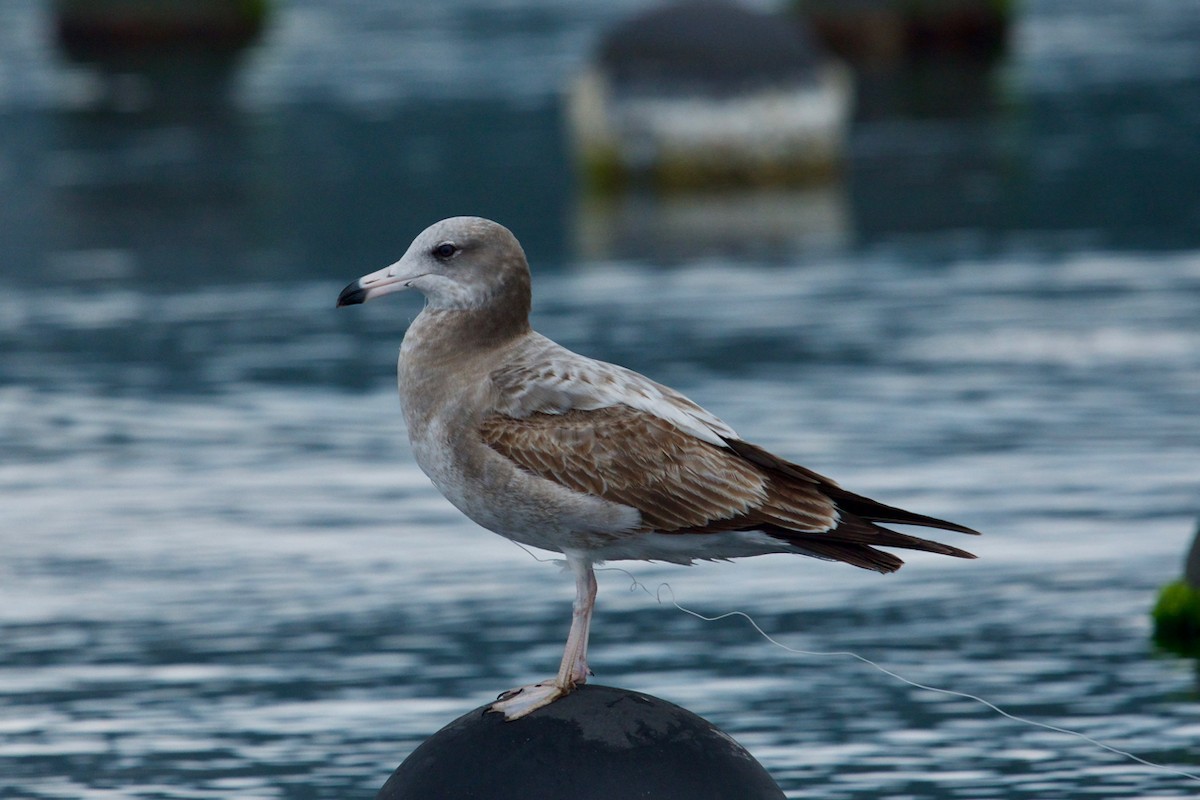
[763, 518, 976, 574]
[783, 538, 906, 573]
[725, 437, 980, 537]
[724, 437, 980, 572]
[825, 486, 981, 536]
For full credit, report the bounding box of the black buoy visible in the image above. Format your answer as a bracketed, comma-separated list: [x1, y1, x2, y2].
[377, 684, 785, 800]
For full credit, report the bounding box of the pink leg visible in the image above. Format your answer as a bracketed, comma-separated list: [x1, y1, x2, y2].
[556, 554, 597, 687]
[491, 553, 597, 720]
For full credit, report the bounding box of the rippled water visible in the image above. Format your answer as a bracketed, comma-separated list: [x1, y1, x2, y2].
[3, 1, 1200, 798]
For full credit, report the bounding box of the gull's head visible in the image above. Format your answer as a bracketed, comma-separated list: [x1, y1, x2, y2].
[337, 216, 531, 312]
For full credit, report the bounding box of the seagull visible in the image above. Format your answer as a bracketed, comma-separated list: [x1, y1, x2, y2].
[337, 216, 978, 720]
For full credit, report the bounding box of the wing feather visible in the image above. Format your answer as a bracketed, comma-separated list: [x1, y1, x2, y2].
[479, 405, 839, 535]
[481, 341, 978, 572]
[491, 333, 737, 446]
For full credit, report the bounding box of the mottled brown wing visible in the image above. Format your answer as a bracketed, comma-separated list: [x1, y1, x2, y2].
[479, 405, 979, 574]
[478, 405, 839, 534]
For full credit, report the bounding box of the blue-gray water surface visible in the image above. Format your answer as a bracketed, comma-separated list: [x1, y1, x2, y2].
[2, 1, 1200, 798]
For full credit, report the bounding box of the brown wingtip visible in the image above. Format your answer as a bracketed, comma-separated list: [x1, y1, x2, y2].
[724, 437, 982, 539]
[928, 541, 978, 560]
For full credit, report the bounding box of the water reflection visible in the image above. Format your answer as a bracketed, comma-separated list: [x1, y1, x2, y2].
[573, 185, 850, 262]
[2, 1, 1200, 798]
[5, 245, 1200, 796]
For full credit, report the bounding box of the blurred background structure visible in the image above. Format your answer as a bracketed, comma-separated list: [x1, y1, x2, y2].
[1, 0, 1192, 273]
[2, 1, 1199, 798]
[566, 2, 852, 191]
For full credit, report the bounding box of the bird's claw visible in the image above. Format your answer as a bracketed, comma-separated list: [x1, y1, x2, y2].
[489, 680, 572, 720]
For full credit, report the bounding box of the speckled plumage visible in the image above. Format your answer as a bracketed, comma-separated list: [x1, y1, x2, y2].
[338, 216, 978, 719]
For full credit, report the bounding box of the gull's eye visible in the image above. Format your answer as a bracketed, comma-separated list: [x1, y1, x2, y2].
[432, 242, 459, 260]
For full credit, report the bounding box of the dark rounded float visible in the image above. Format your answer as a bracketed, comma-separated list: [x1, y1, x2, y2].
[53, 0, 269, 55]
[598, 0, 825, 95]
[377, 684, 785, 800]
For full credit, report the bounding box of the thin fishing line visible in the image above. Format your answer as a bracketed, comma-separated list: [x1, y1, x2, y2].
[510, 546, 1200, 783]
[587, 563, 1200, 785]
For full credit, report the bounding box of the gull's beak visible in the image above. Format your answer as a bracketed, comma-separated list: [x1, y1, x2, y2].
[336, 260, 421, 307]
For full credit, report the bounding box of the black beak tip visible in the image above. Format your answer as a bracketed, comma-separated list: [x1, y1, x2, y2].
[337, 281, 367, 307]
